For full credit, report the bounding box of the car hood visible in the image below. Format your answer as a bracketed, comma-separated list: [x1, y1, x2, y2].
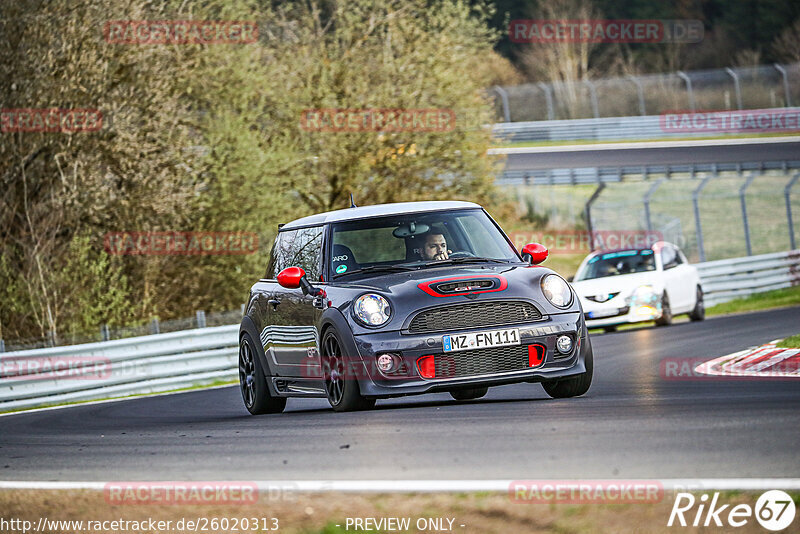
[329, 262, 578, 333]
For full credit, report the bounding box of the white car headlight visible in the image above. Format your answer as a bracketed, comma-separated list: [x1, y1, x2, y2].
[628, 285, 658, 305]
[353, 294, 391, 326]
[541, 274, 573, 308]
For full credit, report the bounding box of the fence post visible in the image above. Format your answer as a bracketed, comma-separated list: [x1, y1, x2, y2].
[196, 310, 206, 329]
[677, 71, 696, 111]
[100, 324, 109, 342]
[0, 339, 4, 353]
[584, 183, 606, 251]
[150, 318, 160, 335]
[725, 67, 743, 110]
[627, 75, 646, 115]
[643, 179, 666, 233]
[537, 82, 555, 120]
[786, 173, 800, 250]
[583, 79, 599, 118]
[493, 86, 511, 123]
[774, 64, 792, 107]
[739, 173, 758, 256]
[693, 176, 713, 262]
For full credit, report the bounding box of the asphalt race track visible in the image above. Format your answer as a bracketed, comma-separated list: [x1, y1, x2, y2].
[1, 307, 799, 481]
[502, 140, 800, 170]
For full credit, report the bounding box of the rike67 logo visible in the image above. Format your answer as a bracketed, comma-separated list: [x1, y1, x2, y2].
[668, 490, 796, 531]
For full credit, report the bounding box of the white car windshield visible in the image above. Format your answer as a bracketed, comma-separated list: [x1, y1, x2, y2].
[575, 249, 656, 281]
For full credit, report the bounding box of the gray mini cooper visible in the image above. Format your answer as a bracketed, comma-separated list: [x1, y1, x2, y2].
[239, 201, 593, 413]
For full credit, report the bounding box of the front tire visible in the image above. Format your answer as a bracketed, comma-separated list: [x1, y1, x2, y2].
[321, 328, 375, 412]
[689, 286, 705, 321]
[450, 387, 488, 401]
[654, 292, 673, 326]
[239, 333, 286, 415]
[542, 341, 593, 398]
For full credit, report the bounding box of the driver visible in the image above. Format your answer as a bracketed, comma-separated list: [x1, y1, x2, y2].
[420, 228, 452, 261]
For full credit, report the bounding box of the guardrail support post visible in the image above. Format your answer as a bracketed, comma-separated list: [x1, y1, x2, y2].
[693, 176, 713, 262]
[0, 339, 4, 353]
[584, 183, 606, 251]
[725, 68, 743, 110]
[627, 75, 646, 115]
[196, 310, 206, 329]
[677, 71, 696, 111]
[583, 79, 599, 118]
[101, 324, 109, 342]
[786, 172, 800, 250]
[739, 173, 758, 256]
[537, 83, 555, 120]
[643, 179, 666, 233]
[774, 64, 792, 107]
[493, 86, 511, 123]
[150, 318, 160, 335]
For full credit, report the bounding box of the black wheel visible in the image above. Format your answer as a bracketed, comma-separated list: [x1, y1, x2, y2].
[239, 333, 286, 415]
[689, 286, 705, 321]
[602, 325, 618, 333]
[450, 387, 488, 401]
[542, 341, 593, 398]
[321, 328, 375, 412]
[654, 292, 673, 326]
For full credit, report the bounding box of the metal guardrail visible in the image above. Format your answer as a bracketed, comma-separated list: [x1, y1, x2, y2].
[696, 250, 800, 307]
[491, 108, 800, 143]
[1, 250, 799, 411]
[0, 325, 239, 411]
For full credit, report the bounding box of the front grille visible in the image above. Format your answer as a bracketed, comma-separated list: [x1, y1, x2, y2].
[408, 301, 542, 334]
[433, 345, 532, 378]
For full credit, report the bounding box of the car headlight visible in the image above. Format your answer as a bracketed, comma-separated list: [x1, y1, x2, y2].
[353, 294, 391, 326]
[541, 274, 573, 308]
[628, 285, 658, 306]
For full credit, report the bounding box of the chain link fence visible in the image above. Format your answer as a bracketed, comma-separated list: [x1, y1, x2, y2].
[494, 63, 800, 122]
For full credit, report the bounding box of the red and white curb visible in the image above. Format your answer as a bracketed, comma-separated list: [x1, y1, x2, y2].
[695, 340, 800, 378]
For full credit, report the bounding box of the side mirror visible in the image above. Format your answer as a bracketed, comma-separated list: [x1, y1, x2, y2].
[277, 266, 323, 296]
[521, 243, 548, 265]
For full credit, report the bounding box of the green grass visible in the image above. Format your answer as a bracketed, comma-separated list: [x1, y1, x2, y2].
[705, 286, 800, 317]
[777, 333, 800, 348]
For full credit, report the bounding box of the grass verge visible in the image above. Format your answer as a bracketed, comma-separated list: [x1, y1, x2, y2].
[777, 334, 800, 348]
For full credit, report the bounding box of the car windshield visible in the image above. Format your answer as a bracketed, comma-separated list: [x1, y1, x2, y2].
[329, 208, 519, 278]
[574, 249, 656, 281]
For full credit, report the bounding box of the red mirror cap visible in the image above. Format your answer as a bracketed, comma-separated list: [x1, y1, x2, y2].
[277, 266, 306, 289]
[522, 243, 548, 265]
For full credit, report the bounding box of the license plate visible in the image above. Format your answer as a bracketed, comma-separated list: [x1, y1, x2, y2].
[587, 309, 618, 319]
[442, 328, 520, 353]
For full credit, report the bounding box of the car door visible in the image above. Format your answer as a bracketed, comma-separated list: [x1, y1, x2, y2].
[659, 244, 690, 311]
[268, 225, 325, 379]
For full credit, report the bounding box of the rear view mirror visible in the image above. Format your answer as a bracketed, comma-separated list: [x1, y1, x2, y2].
[277, 266, 323, 296]
[521, 243, 548, 265]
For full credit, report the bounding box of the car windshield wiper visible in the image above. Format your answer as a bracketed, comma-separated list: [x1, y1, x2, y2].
[425, 257, 510, 266]
[335, 264, 419, 277]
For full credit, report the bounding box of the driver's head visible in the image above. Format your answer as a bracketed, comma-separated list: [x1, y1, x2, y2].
[420, 229, 448, 260]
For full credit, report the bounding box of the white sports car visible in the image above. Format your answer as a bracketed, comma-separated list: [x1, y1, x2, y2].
[570, 242, 705, 332]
